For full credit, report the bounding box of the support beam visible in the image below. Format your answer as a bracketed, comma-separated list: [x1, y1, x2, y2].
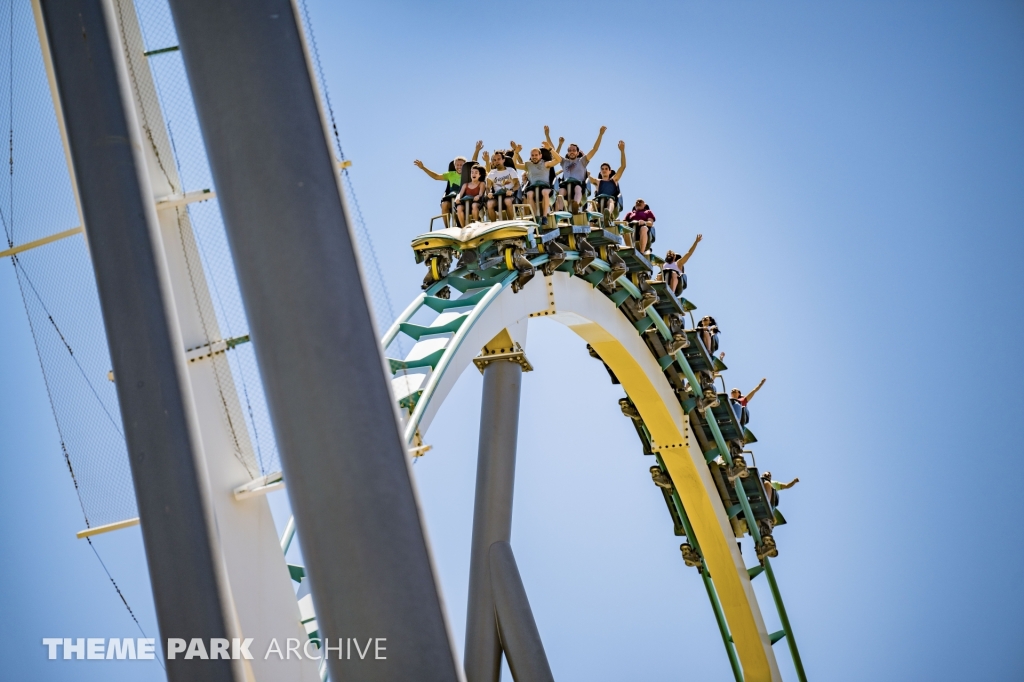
[763, 559, 808, 681]
[164, 1, 461, 679]
[466, 358, 524, 682]
[75, 517, 140, 539]
[0, 226, 83, 259]
[35, 2, 238, 679]
[280, 516, 297, 553]
[701, 572, 744, 682]
[89, 1, 317, 677]
[489, 541, 555, 682]
[155, 188, 215, 210]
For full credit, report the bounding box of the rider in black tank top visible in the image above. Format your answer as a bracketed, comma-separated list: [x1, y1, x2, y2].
[588, 140, 627, 217]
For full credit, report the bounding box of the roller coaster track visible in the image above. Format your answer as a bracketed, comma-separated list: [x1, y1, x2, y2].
[20, 0, 804, 673]
[377, 246, 807, 682]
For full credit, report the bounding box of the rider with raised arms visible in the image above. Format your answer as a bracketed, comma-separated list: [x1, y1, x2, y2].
[546, 125, 607, 213]
[588, 140, 627, 218]
[510, 140, 561, 219]
[413, 140, 484, 227]
[661, 234, 702, 296]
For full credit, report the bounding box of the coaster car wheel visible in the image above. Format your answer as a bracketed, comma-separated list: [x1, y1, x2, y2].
[540, 238, 566, 276]
[680, 543, 704, 572]
[421, 248, 453, 291]
[650, 466, 674, 491]
[726, 454, 748, 482]
[602, 245, 628, 287]
[495, 239, 536, 294]
[619, 397, 642, 421]
[572, 235, 597, 276]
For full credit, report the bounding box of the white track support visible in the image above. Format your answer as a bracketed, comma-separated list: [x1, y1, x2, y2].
[406, 271, 783, 681]
[107, 4, 317, 679]
[33, 2, 317, 680]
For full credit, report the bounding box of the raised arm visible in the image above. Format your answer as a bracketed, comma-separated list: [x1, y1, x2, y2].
[678, 233, 703, 266]
[776, 478, 800, 489]
[613, 140, 627, 181]
[556, 136, 564, 153]
[543, 141, 562, 168]
[482, 150, 491, 171]
[585, 126, 608, 162]
[413, 159, 444, 181]
[510, 141, 526, 170]
[471, 140, 484, 163]
[544, 125, 555, 149]
[745, 377, 767, 403]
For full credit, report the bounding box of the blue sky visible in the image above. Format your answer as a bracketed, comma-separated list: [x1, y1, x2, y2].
[1, 1, 1023, 680]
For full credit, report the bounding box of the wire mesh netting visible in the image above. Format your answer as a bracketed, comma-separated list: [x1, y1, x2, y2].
[122, 0, 269, 483]
[2, 0, 137, 528]
[297, 0, 397, 339]
[3, 0, 395, 528]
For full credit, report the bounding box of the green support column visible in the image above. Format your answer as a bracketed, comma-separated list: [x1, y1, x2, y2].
[701, 573, 744, 682]
[702, 415, 808, 682]
[763, 559, 807, 682]
[657, 454, 743, 682]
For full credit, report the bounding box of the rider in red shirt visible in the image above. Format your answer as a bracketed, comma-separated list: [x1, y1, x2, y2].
[625, 199, 656, 254]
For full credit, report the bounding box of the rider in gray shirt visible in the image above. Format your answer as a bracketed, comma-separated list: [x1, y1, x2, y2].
[546, 125, 607, 212]
[511, 140, 561, 219]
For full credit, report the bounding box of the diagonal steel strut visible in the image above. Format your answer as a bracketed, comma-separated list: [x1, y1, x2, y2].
[164, 0, 462, 679]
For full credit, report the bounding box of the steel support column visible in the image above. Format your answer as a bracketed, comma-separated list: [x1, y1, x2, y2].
[489, 541, 555, 682]
[164, 1, 460, 679]
[35, 1, 238, 679]
[465, 359, 523, 681]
